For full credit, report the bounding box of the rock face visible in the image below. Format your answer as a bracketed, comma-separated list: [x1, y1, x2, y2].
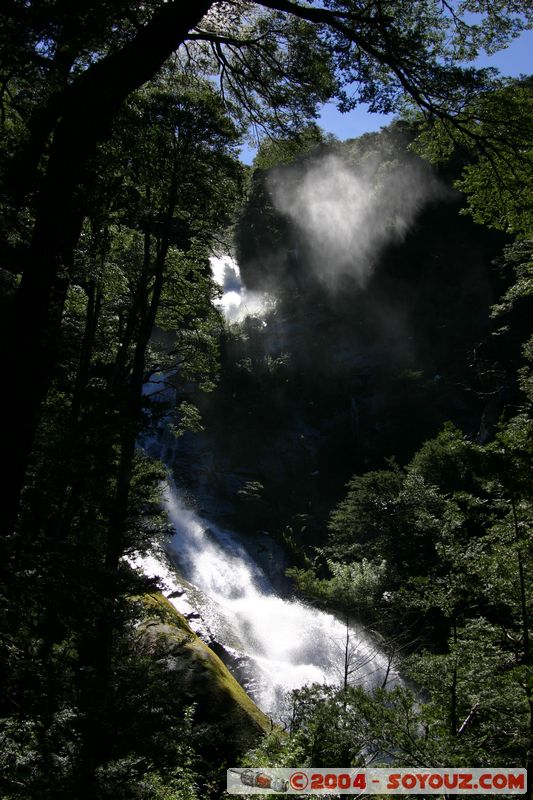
[140, 594, 271, 761]
[173, 131, 512, 553]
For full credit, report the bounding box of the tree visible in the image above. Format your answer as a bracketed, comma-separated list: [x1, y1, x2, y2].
[0, 70, 244, 799]
[2, 0, 531, 530]
[414, 78, 533, 238]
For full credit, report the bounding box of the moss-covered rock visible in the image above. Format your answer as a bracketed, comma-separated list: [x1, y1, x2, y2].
[139, 594, 271, 761]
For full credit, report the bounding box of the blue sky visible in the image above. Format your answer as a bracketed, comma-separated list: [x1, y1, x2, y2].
[240, 26, 533, 164]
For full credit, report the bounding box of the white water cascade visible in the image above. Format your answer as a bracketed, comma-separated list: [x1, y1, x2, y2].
[136, 473, 397, 718]
[135, 256, 398, 719]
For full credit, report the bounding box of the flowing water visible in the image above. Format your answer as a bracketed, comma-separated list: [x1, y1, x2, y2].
[135, 256, 398, 719]
[137, 471, 397, 718]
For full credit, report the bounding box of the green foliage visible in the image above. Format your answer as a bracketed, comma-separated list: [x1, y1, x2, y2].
[409, 423, 481, 492]
[243, 727, 307, 769]
[492, 256, 533, 319]
[183, 9, 337, 136]
[455, 81, 533, 237]
[288, 558, 387, 614]
[242, 678, 523, 772]
[169, 402, 204, 439]
[252, 124, 334, 171]
[0, 619, 204, 799]
[327, 466, 447, 582]
[414, 79, 533, 237]
[328, 468, 404, 559]
[304, 356, 533, 773]
[0, 63, 247, 800]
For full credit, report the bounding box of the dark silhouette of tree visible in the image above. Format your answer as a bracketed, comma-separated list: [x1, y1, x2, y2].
[1, 0, 530, 530]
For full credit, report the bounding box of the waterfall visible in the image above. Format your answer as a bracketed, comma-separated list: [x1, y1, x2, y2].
[210, 254, 269, 322]
[134, 255, 398, 719]
[135, 475, 397, 718]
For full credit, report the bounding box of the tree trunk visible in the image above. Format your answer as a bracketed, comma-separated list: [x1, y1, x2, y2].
[80, 188, 173, 786]
[450, 617, 458, 737]
[70, 276, 104, 424]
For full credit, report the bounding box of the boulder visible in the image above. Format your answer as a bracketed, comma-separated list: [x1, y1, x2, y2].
[140, 594, 271, 760]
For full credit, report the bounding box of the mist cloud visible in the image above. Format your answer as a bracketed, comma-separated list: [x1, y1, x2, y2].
[268, 151, 448, 290]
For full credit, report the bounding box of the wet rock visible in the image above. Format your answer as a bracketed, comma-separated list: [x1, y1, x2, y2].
[140, 594, 271, 757]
